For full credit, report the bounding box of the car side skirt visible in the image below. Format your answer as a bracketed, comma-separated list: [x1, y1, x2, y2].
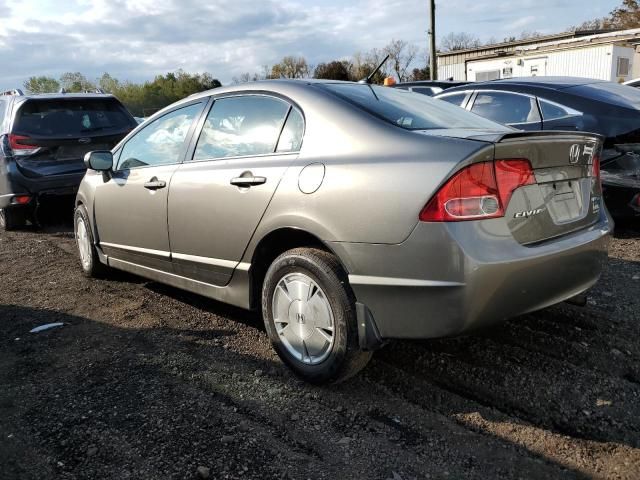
[105, 256, 252, 310]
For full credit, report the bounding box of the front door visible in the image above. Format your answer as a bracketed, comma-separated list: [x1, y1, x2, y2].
[168, 95, 305, 285]
[94, 102, 205, 271]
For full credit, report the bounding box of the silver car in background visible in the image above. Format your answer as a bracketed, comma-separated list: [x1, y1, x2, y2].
[74, 80, 612, 383]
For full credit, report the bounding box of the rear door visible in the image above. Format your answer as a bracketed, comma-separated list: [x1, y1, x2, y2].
[9, 97, 136, 178]
[94, 101, 205, 271]
[168, 94, 304, 286]
[469, 91, 542, 131]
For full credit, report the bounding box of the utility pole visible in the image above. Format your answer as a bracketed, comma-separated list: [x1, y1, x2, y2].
[429, 0, 437, 80]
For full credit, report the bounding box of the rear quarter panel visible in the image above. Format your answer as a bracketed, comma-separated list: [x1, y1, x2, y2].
[245, 90, 494, 252]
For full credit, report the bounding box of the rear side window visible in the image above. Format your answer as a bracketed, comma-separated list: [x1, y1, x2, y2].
[276, 108, 304, 152]
[539, 99, 581, 121]
[471, 92, 540, 125]
[14, 99, 135, 137]
[193, 96, 290, 160]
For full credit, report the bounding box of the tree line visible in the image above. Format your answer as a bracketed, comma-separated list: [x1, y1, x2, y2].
[22, 39, 429, 116]
[23, 71, 222, 117]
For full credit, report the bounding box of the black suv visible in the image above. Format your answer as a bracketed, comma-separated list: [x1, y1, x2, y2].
[0, 89, 137, 230]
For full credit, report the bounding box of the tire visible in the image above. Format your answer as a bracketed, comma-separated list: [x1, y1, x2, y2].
[74, 204, 108, 278]
[262, 247, 372, 384]
[0, 208, 25, 231]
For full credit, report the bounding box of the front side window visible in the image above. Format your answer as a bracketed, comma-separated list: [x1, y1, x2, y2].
[471, 92, 540, 125]
[193, 96, 290, 160]
[321, 84, 506, 131]
[117, 102, 203, 170]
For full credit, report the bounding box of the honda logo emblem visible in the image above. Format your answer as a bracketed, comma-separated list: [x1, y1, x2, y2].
[569, 144, 581, 164]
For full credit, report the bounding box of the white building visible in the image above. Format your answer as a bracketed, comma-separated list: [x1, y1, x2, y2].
[438, 28, 640, 83]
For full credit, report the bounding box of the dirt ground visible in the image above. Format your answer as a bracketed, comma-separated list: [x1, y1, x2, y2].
[0, 222, 639, 480]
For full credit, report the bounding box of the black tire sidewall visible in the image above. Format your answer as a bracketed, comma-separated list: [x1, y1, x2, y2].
[0, 208, 23, 231]
[262, 250, 356, 383]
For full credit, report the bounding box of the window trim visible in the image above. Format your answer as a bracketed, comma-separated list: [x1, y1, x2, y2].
[113, 99, 207, 171]
[468, 89, 542, 126]
[185, 92, 305, 164]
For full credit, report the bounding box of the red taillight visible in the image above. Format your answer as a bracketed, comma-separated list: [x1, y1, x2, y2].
[494, 159, 536, 208]
[8, 134, 39, 156]
[13, 195, 31, 205]
[419, 159, 535, 222]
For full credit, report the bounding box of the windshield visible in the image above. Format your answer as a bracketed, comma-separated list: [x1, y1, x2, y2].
[321, 83, 508, 131]
[14, 99, 135, 137]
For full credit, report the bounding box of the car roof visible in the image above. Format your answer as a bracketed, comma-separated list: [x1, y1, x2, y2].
[396, 80, 469, 87]
[451, 76, 605, 91]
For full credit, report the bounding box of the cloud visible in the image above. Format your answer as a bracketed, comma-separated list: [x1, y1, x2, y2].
[0, 0, 621, 89]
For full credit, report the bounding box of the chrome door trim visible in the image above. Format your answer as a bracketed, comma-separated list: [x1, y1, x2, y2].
[348, 274, 465, 287]
[172, 252, 250, 271]
[100, 242, 171, 258]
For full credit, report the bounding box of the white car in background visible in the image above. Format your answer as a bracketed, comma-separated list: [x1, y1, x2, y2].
[623, 78, 640, 88]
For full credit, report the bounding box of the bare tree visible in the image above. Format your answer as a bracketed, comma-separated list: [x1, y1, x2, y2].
[609, 0, 640, 28]
[384, 39, 420, 82]
[440, 32, 481, 52]
[518, 30, 543, 40]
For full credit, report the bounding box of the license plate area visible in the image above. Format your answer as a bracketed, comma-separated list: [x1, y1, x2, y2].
[539, 179, 587, 224]
[56, 144, 110, 160]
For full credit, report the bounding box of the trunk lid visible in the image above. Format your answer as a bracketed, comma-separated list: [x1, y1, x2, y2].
[493, 131, 603, 245]
[12, 133, 127, 177]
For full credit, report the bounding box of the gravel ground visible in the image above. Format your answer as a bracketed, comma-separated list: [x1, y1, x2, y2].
[0, 223, 639, 480]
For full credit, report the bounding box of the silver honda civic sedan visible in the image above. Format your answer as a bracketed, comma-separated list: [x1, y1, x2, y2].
[74, 80, 612, 383]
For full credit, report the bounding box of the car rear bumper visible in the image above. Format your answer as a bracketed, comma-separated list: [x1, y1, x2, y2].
[0, 158, 85, 208]
[331, 211, 612, 340]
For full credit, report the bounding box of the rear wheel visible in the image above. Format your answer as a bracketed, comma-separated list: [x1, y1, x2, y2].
[262, 248, 372, 384]
[74, 205, 108, 278]
[0, 208, 25, 231]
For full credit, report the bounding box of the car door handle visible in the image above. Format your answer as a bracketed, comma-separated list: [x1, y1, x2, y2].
[144, 178, 167, 190]
[230, 175, 267, 187]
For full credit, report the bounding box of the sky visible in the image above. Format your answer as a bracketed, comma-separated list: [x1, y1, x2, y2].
[0, 0, 620, 90]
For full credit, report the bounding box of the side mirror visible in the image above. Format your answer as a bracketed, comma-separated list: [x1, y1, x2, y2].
[84, 151, 113, 171]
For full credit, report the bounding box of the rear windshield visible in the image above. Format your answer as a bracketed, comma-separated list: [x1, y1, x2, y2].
[14, 99, 135, 136]
[568, 82, 640, 109]
[320, 83, 508, 131]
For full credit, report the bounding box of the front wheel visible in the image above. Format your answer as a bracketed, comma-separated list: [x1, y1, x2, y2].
[262, 248, 372, 384]
[74, 205, 108, 278]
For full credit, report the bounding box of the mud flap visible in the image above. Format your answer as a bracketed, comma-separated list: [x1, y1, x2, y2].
[356, 302, 384, 351]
